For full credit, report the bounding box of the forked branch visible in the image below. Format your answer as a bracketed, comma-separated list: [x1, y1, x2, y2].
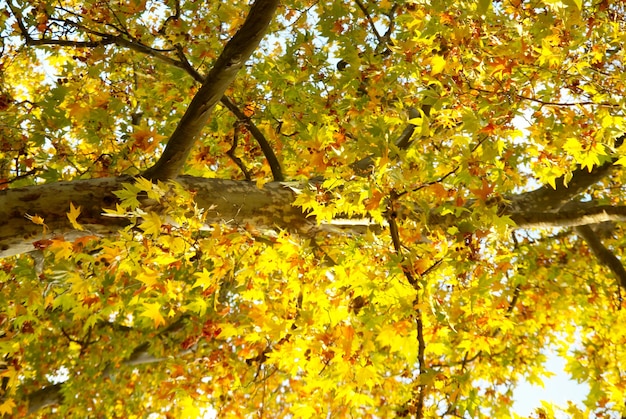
[9, 0, 281, 182]
[142, 0, 279, 180]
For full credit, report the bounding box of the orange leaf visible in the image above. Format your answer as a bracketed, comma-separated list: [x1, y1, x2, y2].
[429, 183, 449, 199]
[32, 239, 53, 250]
[364, 190, 384, 211]
[0, 398, 16, 416]
[244, 103, 256, 117]
[25, 213, 45, 226]
[470, 178, 494, 201]
[131, 128, 166, 153]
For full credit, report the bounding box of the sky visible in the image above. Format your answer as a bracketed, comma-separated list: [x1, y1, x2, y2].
[513, 351, 589, 417]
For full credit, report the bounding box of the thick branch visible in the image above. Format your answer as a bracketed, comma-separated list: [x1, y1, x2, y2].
[142, 0, 279, 180]
[513, 135, 624, 212]
[509, 204, 626, 229]
[0, 176, 309, 259]
[512, 162, 616, 212]
[5, 176, 626, 259]
[575, 225, 626, 290]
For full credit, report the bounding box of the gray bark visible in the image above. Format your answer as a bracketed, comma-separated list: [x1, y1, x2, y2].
[4, 175, 626, 259]
[0, 176, 309, 258]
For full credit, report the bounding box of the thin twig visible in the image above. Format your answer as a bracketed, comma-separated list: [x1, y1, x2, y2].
[0, 168, 41, 186]
[399, 135, 489, 198]
[468, 86, 619, 108]
[386, 191, 426, 418]
[220, 96, 284, 181]
[227, 122, 252, 181]
[414, 304, 426, 419]
[158, 0, 182, 34]
[354, 0, 384, 46]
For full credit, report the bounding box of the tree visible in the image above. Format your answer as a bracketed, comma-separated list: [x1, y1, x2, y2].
[1, 0, 626, 417]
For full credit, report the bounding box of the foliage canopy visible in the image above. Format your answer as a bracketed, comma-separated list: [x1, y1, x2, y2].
[2, 0, 626, 417]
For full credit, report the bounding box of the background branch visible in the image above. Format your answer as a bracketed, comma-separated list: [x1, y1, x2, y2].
[227, 122, 253, 181]
[575, 225, 626, 289]
[510, 204, 626, 229]
[220, 96, 284, 181]
[512, 135, 625, 211]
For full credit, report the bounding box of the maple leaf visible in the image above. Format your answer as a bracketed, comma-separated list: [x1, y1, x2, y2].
[192, 268, 216, 291]
[66, 102, 90, 121]
[27, 214, 43, 225]
[67, 202, 85, 231]
[140, 302, 165, 328]
[0, 398, 15, 416]
[430, 55, 446, 75]
[363, 190, 384, 211]
[139, 212, 163, 236]
[131, 127, 166, 153]
[24, 213, 48, 235]
[470, 178, 494, 201]
[49, 239, 73, 259]
[136, 267, 159, 288]
[244, 102, 256, 117]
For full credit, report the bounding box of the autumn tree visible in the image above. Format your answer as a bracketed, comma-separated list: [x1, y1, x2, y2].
[2, 0, 626, 417]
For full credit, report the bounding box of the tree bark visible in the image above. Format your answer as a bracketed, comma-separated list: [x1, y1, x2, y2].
[4, 175, 626, 259]
[0, 176, 309, 258]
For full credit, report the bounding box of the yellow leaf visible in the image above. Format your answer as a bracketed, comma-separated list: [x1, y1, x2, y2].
[49, 239, 74, 259]
[139, 212, 162, 236]
[430, 55, 446, 75]
[217, 323, 239, 339]
[135, 176, 158, 194]
[137, 267, 159, 288]
[140, 302, 165, 328]
[615, 156, 626, 166]
[179, 395, 201, 418]
[355, 364, 377, 389]
[0, 398, 16, 416]
[25, 213, 45, 225]
[0, 367, 18, 394]
[25, 213, 49, 235]
[192, 268, 215, 291]
[67, 202, 84, 231]
[66, 102, 90, 121]
[563, 138, 582, 155]
[183, 297, 208, 317]
[290, 403, 318, 419]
